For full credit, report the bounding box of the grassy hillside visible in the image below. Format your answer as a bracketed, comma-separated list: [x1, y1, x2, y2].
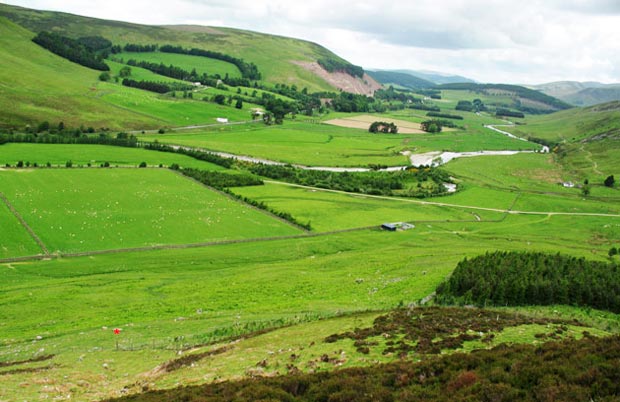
[0, 3, 346, 92]
[438, 83, 571, 114]
[0, 17, 150, 129]
[0, 17, 257, 130]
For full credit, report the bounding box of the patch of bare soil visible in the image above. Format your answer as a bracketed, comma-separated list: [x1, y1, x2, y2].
[292, 61, 382, 96]
[325, 115, 425, 134]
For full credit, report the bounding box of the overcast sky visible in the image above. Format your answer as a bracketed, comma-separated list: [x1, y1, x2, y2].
[5, 0, 620, 84]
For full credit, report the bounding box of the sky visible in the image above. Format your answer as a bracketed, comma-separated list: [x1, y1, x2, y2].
[4, 0, 620, 84]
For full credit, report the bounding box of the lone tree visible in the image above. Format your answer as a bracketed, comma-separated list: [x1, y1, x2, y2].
[421, 119, 442, 133]
[369, 121, 398, 134]
[604, 175, 615, 188]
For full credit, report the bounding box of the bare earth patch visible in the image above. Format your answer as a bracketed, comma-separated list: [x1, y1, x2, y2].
[325, 115, 425, 134]
[292, 61, 382, 96]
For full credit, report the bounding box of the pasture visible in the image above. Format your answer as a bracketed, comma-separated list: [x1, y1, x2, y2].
[139, 120, 540, 167]
[0, 143, 229, 170]
[231, 182, 501, 231]
[114, 51, 242, 78]
[0, 168, 301, 254]
[1, 211, 618, 400]
[0, 195, 41, 258]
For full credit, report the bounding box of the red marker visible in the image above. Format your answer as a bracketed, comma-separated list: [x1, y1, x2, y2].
[113, 328, 121, 335]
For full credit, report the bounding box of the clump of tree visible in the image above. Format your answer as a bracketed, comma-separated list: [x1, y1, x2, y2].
[495, 108, 525, 118]
[435, 251, 620, 313]
[121, 78, 170, 93]
[178, 168, 263, 189]
[32, 31, 109, 71]
[76, 36, 112, 53]
[604, 175, 615, 188]
[245, 163, 452, 198]
[420, 119, 443, 133]
[369, 121, 398, 134]
[123, 43, 158, 52]
[455, 99, 486, 112]
[317, 57, 364, 78]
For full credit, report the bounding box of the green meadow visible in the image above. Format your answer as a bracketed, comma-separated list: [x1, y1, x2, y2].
[0, 198, 41, 258]
[0, 143, 227, 170]
[0, 169, 300, 254]
[115, 51, 242, 78]
[139, 120, 540, 167]
[231, 182, 501, 232]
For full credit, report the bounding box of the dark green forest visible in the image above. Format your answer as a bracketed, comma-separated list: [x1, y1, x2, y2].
[435, 251, 620, 312]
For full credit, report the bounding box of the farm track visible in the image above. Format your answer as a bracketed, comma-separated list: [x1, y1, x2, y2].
[0, 191, 49, 257]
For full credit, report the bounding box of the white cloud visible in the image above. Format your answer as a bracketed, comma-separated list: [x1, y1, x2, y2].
[3, 0, 619, 83]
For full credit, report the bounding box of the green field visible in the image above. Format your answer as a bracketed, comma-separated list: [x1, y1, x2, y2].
[2, 3, 620, 401]
[0, 169, 300, 254]
[114, 51, 242, 78]
[0, 143, 227, 170]
[0, 197, 42, 258]
[107, 60, 188, 84]
[139, 120, 540, 167]
[231, 182, 500, 231]
[1, 212, 618, 400]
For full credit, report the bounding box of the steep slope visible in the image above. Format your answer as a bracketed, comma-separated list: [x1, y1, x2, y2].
[0, 17, 253, 130]
[0, 17, 154, 129]
[0, 3, 365, 93]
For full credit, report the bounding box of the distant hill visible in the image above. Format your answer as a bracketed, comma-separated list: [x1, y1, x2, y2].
[533, 81, 620, 107]
[394, 69, 476, 85]
[0, 3, 378, 94]
[438, 83, 572, 114]
[366, 70, 435, 89]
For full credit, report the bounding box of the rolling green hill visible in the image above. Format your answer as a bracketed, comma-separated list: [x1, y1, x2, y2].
[504, 101, 620, 180]
[533, 81, 620, 107]
[0, 3, 353, 92]
[438, 83, 571, 114]
[0, 16, 260, 130]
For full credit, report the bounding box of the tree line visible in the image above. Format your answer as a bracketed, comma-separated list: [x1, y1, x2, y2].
[177, 168, 263, 189]
[244, 163, 452, 198]
[32, 31, 109, 71]
[435, 251, 620, 313]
